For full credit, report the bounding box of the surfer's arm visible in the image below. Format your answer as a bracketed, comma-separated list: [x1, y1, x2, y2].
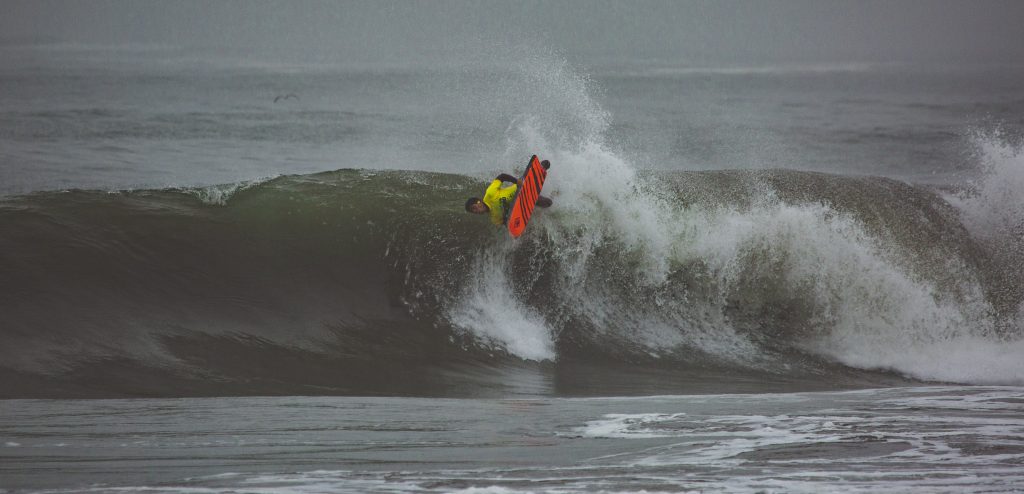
[496, 173, 518, 184]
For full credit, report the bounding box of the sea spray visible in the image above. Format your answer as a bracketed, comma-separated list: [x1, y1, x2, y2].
[956, 131, 1024, 243]
[952, 131, 1024, 328]
[448, 247, 556, 361]
[440, 52, 1021, 385]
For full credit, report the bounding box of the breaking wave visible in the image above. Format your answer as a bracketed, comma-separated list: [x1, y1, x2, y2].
[1, 162, 1022, 398]
[2, 51, 1022, 397]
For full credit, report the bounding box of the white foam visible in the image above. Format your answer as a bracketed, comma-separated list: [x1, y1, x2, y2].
[574, 389, 1024, 477]
[448, 251, 555, 361]
[183, 176, 275, 206]
[829, 336, 1024, 386]
[577, 413, 685, 439]
[669, 191, 1016, 384]
[954, 133, 1024, 242]
[534, 151, 1018, 384]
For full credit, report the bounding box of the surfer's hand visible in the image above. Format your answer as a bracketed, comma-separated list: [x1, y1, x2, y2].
[496, 173, 518, 184]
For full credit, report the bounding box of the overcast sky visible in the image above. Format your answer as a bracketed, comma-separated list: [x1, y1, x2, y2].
[5, 0, 1024, 65]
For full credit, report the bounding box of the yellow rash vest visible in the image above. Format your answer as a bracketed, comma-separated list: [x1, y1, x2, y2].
[482, 179, 517, 226]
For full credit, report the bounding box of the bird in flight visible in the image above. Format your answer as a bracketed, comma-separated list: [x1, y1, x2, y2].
[274, 93, 299, 103]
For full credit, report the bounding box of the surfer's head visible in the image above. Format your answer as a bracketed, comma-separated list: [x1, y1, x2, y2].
[465, 197, 488, 214]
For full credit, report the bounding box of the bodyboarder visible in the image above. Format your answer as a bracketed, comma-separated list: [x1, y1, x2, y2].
[465, 160, 552, 226]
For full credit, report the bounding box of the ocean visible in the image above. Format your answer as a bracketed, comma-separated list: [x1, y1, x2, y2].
[1, 43, 1023, 492]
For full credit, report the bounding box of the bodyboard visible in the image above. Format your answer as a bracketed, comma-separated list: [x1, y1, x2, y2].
[506, 155, 549, 238]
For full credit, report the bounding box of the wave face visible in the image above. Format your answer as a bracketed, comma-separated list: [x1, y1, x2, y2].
[2, 162, 1023, 398]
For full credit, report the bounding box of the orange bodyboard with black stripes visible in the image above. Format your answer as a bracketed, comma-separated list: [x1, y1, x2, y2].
[506, 155, 548, 238]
